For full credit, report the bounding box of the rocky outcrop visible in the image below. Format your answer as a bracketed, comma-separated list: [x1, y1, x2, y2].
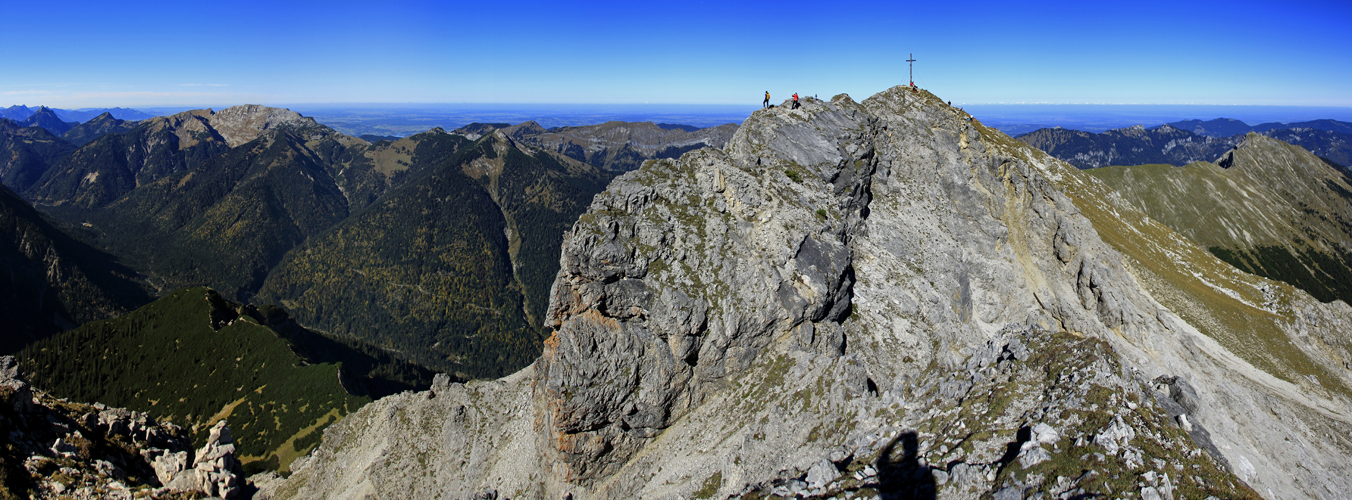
[207, 104, 332, 148]
[160, 421, 245, 498]
[273, 87, 1352, 500]
[0, 355, 246, 499]
[536, 94, 874, 483]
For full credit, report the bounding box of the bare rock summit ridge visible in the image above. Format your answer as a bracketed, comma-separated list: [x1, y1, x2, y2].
[271, 87, 1352, 500]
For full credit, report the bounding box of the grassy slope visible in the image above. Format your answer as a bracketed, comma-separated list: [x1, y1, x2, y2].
[18, 287, 371, 473]
[964, 105, 1352, 401]
[1084, 137, 1352, 304]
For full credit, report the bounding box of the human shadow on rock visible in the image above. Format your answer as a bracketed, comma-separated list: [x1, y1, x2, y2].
[876, 430, 936, 500]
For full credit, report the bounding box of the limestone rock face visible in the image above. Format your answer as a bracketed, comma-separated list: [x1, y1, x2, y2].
[273, 88, 1352, 500]
[207, 104, 319, 148]
[537, 95, 874, 482]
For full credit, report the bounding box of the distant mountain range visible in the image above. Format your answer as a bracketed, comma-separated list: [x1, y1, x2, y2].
[1167, 117, 1352, 137]
[18, 107, 77, 136]
[1, 105, 155, 123]
[1016, 119, 1352, 169]
[2, 105, 732, 379]
[468, 120, 738, 172]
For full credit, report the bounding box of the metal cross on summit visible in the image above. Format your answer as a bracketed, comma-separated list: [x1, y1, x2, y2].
[907, 53, 916, 86]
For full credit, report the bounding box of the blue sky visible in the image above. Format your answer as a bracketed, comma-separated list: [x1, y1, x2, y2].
[2, 0, 1349, 108]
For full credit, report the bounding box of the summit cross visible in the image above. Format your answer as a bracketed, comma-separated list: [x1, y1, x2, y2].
[907, 53, 916, 86]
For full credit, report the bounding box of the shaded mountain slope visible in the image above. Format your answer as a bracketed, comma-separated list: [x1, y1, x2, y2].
[16, 287, 402, 474]
[0, 184, 151, 352]
[1084, 133, 1352, 304]
[52, 128, 353, 299]
[327, 127, 472, 213]
[1263, 128, 1352, 169]
[272, 88, 1352, 499]
[60, 111, 137, 147]
[24, 105, 388, 300]
[255, 131, 612, 378]
[0, 118, 74, 192]
[25, 109, 235, 209]
[18, 107, 76, 137]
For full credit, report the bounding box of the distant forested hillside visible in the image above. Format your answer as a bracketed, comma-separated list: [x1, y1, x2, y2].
[257, 132, 613, 378]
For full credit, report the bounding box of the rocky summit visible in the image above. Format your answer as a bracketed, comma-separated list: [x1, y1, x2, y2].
[268, 87, 1352, 500]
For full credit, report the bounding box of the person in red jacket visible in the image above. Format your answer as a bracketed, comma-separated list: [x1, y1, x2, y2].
[792, 93, 800, 109]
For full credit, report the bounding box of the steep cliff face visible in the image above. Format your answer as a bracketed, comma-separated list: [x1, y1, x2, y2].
[273, 87, 1352, 500]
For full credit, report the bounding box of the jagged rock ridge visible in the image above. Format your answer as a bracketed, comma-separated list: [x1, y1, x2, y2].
[271, 86, 1352, 500]
[457, 120, 739, 172]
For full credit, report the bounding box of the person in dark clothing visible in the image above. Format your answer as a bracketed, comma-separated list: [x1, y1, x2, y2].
[764, 91, 770, 109]
[792, 93, 800, 109]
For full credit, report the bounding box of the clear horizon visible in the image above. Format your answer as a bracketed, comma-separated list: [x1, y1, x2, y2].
[3, 0, 1350, 109]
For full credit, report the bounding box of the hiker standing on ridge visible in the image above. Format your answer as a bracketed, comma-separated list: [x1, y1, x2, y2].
[792, 93, 800, 109]
[764, 91, 770, 109]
